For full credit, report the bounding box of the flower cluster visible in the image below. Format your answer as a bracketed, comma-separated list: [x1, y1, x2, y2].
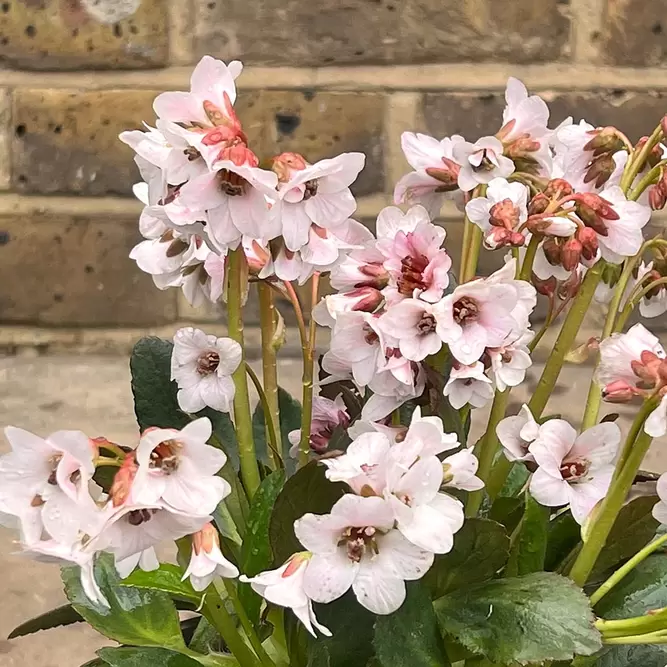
[0, 418, 235, 604]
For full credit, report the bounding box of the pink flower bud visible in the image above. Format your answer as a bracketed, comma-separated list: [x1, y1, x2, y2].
[528, 193, 550, 216]
[542, 237, 562, 266]
[489, 198, 520, 229]
[602, 379, 637, 403]
[583, 127, 625, 156]
[425, 157, 460, 192]
[561, 238, 582, 271]
[576, 226, 599, 261]
[584, 153, 616, 189]
[544, 178, 574, 199]
[271, 152, 308, 182]
[347, 286, 385, 313]
[484, 227, 512, 249]
[509, 231, 526, 247]
[651, 183, 667, 211]
[533, 274, 557, 297]
[110, 452, 138, 507]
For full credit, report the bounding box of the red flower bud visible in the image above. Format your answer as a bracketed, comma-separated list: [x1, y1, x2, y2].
[561, 238, 582, 271]
[348, 286, 385, 313]
[583, 127, 625, 156]
[576, 226, 599, 261]
[649, 184, 667, 211]
[528, 192, 550, 216]
[542, 237, 562, 266]
[584, 153, 616, 189]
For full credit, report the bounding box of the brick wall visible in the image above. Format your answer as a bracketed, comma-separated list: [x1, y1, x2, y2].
[1, 0, 667, 351]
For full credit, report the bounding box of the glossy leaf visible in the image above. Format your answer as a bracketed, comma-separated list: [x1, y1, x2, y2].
[423, 519, 509, 599]
[545, 510, 581, 572]
[506, 493, 549, 577]
[120, 563, 201, 606]
[98, 646, 238, 666]
[591, 496, 659, 577]
[374, 582, 449, 667]
[62, 554, 184, 649]
[238, 469, 286, 626]
[130, 337, 238, 466]
[269, 462, 346, 564]
[433, 572, 602, 664]
[9, 604, 82, 639]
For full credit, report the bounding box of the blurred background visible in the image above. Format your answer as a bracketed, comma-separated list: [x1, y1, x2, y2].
[1, 1, 667, 665]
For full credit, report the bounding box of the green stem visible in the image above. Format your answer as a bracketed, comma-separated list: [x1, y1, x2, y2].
[462, 224, 483, 283]
[628, 159, 667, 201]
[528, 261, 604, 418]
[620, 124, 664, 194]
[222, 579, 275, 667]
[257, 282, 283, 469]
[591, 533, 667, 606]
[485, 455, 513, 502]
[228, 249, 261, 499]
[616, 276, 667, 333]
[245, 363, 283, 468]
[466, 390, 510, 517]
[569, 400, 657, 586]
[603, 630, 667, 645]
[459, 217, 473, 283]
[519, 234, 540, 282]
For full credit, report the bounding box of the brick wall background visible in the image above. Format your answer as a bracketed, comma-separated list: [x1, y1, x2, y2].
[1, 0, 667, 352]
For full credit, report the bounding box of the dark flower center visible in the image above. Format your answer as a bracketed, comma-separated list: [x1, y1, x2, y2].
[149, 439, 181, 474]
[397, 254, 429, 296]
[303, 179, 319, 200]
[339, 526, 378, 563]
[472, 149, 496, 172]
[559, 459, 590, 482]
[197, 351, 220, 375]
[127, 508, 157, 526]
[416, 313, 437, 335]
[217, 169, 247, 196]
[453, 296, 479, 325]
[184, 146, 202, 162]
[362, 322, 379, 345]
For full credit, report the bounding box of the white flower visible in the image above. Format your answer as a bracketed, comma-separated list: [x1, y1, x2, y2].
[312, 287, 384, 328]
[132, 418, 230, 516]
[652, 473, 667, 524]
[394, 133, 464, 216]
[378, 299, 443, 362]
[288, 394, 350, 457]
[385, 455, 464, 554]
[183, 523, 239, 591]
[443, 362, 494, 410]
[295, 495, 434, 615]
[395, 407, 459, 465]
[240, 552, 331, 638]
[496, 404, 540, 463]
[596, 186, 650, 263]
[529, 420, 621, 524]
[434, 277, 520, 365]
[646, 395, 667, 439]
[453, 136, 515, 192]
[502, 78, 551, 143]
[488, 333, 533, 392]
[171, 327, 242, 413]
[442, 449, 484, 491]
[0, 427, 97, 546]
[270, 152, 365, 252]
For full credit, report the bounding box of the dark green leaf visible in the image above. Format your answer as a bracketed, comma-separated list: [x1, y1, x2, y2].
[487, 497, 524, 534]
[374, 582, 449, 667]
[62, 553, 184, 649]
[238, 469, 286, 625]
[120, 563, 201, 605]
[9, 604, 82, 639]
[130, 337, 238, 467]
[433, 572, 602, 664]
[252, 387, 301, 472]
[498, 460, 529, 498]
[269, 462, 346, 564]
[81, 660, 108, 667]
[545, 510, 581, 572]
[93, 465, 119, 493]
[188, 617, 224, 654]
[307, 593, 375, 667]
[98, 646, 239, 666]
[507, 493, 549, 577]
[591, 496, 659, 578]
[423, 519, 509, 599]
[593, 554, 667, 667]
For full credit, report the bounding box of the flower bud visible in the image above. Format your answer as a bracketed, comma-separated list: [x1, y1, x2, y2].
[649, 184, 667, 211]
[561, 238, 582, 271]
[528, 192, 549, 216]
[576, 226, 599, 261]
[425, 157, 460, 192]
[489, 198, 520, 229]
[110, 452, 138, 507]
[271, 152, 308, 182]
[602, 379, 637, 403]
[348, 286, 385, 313]
[661, 116, 667, 139]
[658, 361, 667, 386]
[542, 237, 562, 266]
[484, 227, 512, 250]
[584, 153, 616, 189]
[636, 136, 664, 168]
[544, 178, 574, 199]
[532, 274, 557, 297]
[496, 118, 516, 141]
[509, 231, 526, 247]
[505, 137, 541, 159]
[583, 127, 625, 156]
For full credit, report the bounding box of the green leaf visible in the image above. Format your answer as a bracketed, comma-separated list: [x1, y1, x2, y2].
[487, 496, 524, 535]
[433, 572, 602, 664]
[238, 469, 286, 626]
[8, 604, 82, 639]
[590, 496, 659, 578]
[498, 460, 530, 498]
[188, 617, 224, 654]
[81, 660, 108, 667]
[592, 645, 667, 667]
[373, 582, 450, 667]
[120, 563, 201, 605]
[98, 646, 238, 666]
[62, 554, 185, 649]
[252, 387, 301, 469]
[545, 510, 581, 572]
[130, 337, 238, 466]
[306, 593, 376, 667]
[423, 519, 509, 599]
[506, 493, 549, 577]
[269, 462, 346, 564]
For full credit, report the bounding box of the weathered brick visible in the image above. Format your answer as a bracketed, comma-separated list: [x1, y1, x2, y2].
[12, 89, 157, 196]
[0, 89, 10, 191]
[602, 0, 667, 66]
[236, 91, 385, 196]
[194, 0, 570, 67]
[423, 90, 667, 144]
[0, 211, 176, 326]
[0, 0, 168, 70]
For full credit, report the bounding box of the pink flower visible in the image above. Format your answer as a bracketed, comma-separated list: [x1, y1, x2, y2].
[529, 420, 621, 524]
[496, 404, 540, 463]
[312, 287, 384, 328]
[288, 394, 350, 456]
[171, 327, 242, 413]
[183, 523, 239, 590]
[270, 152, 365, 252]
[443, 362, 494, 409]
[295, 495, 434, 614]
[394, 133, 464, 216]
[240, 553, 331, 637]
[488, 332, 533, 392]
[453, 136, 515, 192]
[132, 418, 230, 516]
[434, 277, 520, 365]
[378, 299, 443, 362]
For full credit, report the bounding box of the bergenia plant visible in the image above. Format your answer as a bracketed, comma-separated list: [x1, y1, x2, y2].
[4, 61, 667, 667]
